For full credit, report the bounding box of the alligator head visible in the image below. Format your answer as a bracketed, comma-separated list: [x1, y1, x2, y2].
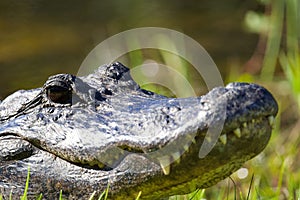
[0, 62, 278, 199]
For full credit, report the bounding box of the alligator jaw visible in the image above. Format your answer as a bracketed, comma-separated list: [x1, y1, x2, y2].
[108, 114, 275, 199]
[157, 115, 275, 177]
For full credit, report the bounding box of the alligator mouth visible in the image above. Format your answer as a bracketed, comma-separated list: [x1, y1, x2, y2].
[71, 114, 275, 175]
[134, 115, 274, 175]
[0, 114, 274, 175]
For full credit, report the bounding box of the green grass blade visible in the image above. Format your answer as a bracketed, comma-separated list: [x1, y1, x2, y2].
[135, 191, 142, 200]
[88, 191, 96, 200]
[59, 190, 63, 200]
[97, 191, 106, 200]
[229, 177, 237, 200]
[36, 194, 43, 200]
[246, 174, 254, 200]
[254, 186, 261, 200]
[103, 184, 109, 200]
[286, 0, 299, 61]
[189, 189, 200, 200]
[261, 0, 285, 80]
[190, 189, 205, 200]
[275, 159, 286, 199]
[20, 166, 30, 200]
[280, 0, 300, 113]
[98, 184, 109, 200]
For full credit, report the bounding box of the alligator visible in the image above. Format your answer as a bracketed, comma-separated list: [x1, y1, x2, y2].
[0, 62, 278, 199]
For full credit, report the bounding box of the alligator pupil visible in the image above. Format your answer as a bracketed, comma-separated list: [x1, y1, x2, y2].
[46, 86, 72, 104]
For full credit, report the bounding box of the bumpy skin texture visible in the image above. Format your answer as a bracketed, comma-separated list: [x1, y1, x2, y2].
[0, 62, 278, 199]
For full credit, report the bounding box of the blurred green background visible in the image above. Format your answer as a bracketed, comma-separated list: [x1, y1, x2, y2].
[1, 0, 299, 199]
[0, 0, 260, 98]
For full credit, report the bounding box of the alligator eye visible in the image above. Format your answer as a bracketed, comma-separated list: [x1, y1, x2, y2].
[46, 86, 72, 104]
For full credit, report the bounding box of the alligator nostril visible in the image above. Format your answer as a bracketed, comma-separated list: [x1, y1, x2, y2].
[46, 86, 72, 104]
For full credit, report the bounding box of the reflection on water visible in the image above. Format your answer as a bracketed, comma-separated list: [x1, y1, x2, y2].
[0, 0, 258, 99]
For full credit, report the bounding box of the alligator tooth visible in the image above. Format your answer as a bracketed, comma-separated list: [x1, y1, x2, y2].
[158, 157, 171, 175]
[205, 135, 212, 143]
[161, 164, 170, 175]
[243, 122, 247, 128]
[175, 157, 181, 164]
[233, 128, 241, 138]
[191, 138, 196, 144]
[172, 152, 181, 164]
[219, 134, 227, 145]
[186, 135, 196, 144]
[268, 116, 275, 128]
[183, 144, 190, 152]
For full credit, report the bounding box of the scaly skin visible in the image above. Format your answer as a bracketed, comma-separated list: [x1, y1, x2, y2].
[0, 62, 278, 199]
